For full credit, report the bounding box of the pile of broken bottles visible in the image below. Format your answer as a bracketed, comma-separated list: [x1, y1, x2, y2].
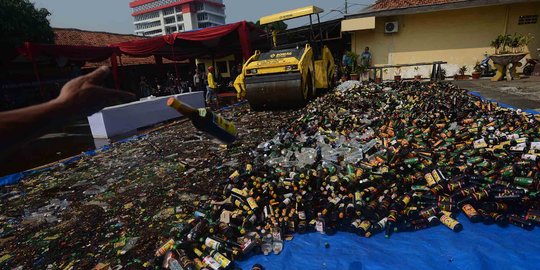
[2, 81, 540, 269]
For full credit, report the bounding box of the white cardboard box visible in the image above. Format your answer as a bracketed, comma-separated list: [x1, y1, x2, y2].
[88, 92, 204, 139]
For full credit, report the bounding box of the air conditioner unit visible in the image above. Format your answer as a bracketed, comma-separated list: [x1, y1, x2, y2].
[385, 21, 399, 33]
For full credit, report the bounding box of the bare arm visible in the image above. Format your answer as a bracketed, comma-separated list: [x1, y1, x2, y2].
[0, 66, 135, 152]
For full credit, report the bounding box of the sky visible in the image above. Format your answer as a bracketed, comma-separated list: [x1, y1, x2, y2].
[32, 0, 373, 34]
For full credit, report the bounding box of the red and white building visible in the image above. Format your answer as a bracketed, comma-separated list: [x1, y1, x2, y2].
[129, 0, 226, 37]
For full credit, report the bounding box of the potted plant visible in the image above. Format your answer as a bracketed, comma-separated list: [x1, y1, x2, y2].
[394, 67, 402, 81]
[358, 64, 369, 81]
[413, 66, 422, 81]
[340, 65, 349, 82]
[472, 61, 482, 79]
[454, 65, 468, 80]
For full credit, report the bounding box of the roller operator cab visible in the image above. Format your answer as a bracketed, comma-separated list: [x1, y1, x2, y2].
[242, 6, 335, 110]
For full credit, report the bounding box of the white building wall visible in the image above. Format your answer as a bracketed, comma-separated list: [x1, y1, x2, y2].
[132, 0, 226, 36]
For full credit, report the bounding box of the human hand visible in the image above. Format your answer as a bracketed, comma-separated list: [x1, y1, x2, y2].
[53, 66, 135, 116]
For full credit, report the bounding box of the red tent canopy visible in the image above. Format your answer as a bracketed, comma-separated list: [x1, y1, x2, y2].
[13, 21, 265, 95]
[113, 21, 265, 61]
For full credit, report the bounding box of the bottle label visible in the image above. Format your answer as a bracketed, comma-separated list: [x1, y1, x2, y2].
[425, 173, 436, 187]
[473, 138, 487, 149]
[377, 217, 388, 228]
[213, 253, 231, 268]
[204, 256, 222, 270]
[247, 197, 258, 210]
[220, 210, 231, 224]
[242, 238, 253, 252]
[213, 113, 238, 136]
[440, 214, 459, 230]
[229, 170, 240, 180]
[155, 239, 174, 257]
[298, 211, 306, 220]
[359, 220, 371, 231]
[461, 204, 478, 218]
[315, 220, 324, 233]
[431, 170, 442, 183]
[283, 198, 291, 206]
[530, 141, 540, 150]
[205, 238, 220, 250]
[402, 195, 411, 205]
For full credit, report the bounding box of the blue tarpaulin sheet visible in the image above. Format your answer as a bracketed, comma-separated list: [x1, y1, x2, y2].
[1, 97, 539, 269]
[237, 93, 540, 270]
[237, 216, 540, 270]
[469, 91, 540, 115]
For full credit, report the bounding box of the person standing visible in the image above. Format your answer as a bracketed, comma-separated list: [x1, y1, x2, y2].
[206, 66, 218, 105]
[233, 65, 246, 101]
[342, 49, 353, 74]
[360, 47, 373, 81]
[193, 69, 204, 92]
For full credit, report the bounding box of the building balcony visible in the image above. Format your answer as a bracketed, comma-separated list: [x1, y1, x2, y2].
[135, 23, 163, 31]
[133, 17, 161, 24]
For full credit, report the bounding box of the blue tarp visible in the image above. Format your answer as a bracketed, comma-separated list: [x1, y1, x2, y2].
[237, 216, 540, 270]
[469, 91, 540, 115]
[237, 93, 540, 270]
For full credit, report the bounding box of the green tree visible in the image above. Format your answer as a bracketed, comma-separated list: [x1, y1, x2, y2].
[0, 0, 55, 60]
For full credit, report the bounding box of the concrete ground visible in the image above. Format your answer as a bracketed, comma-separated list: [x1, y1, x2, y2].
[453, 76, 540, 112]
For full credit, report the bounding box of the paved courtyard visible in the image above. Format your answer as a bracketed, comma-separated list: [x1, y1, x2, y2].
[454, 76, 540, 112]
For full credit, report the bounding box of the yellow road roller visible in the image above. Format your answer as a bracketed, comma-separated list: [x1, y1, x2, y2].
[243, 6, 335, 110]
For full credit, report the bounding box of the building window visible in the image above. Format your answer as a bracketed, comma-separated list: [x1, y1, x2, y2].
[144, 29, 163, 36]
[177, 14, 184, 22]
[518, 15, 538, 25]
[195, 3, 204, 11]
[197, 13, 208, 21]
[165, 17, 176, 25]
[134, 11, 160, 22]
[163, 7, 175, 16]
[136, 21, 162, 30]
[198, 22, 214, 29]
[178, 24, 184, 31]
[208, 13, 225, 24]
[165, 26, 177, 34]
